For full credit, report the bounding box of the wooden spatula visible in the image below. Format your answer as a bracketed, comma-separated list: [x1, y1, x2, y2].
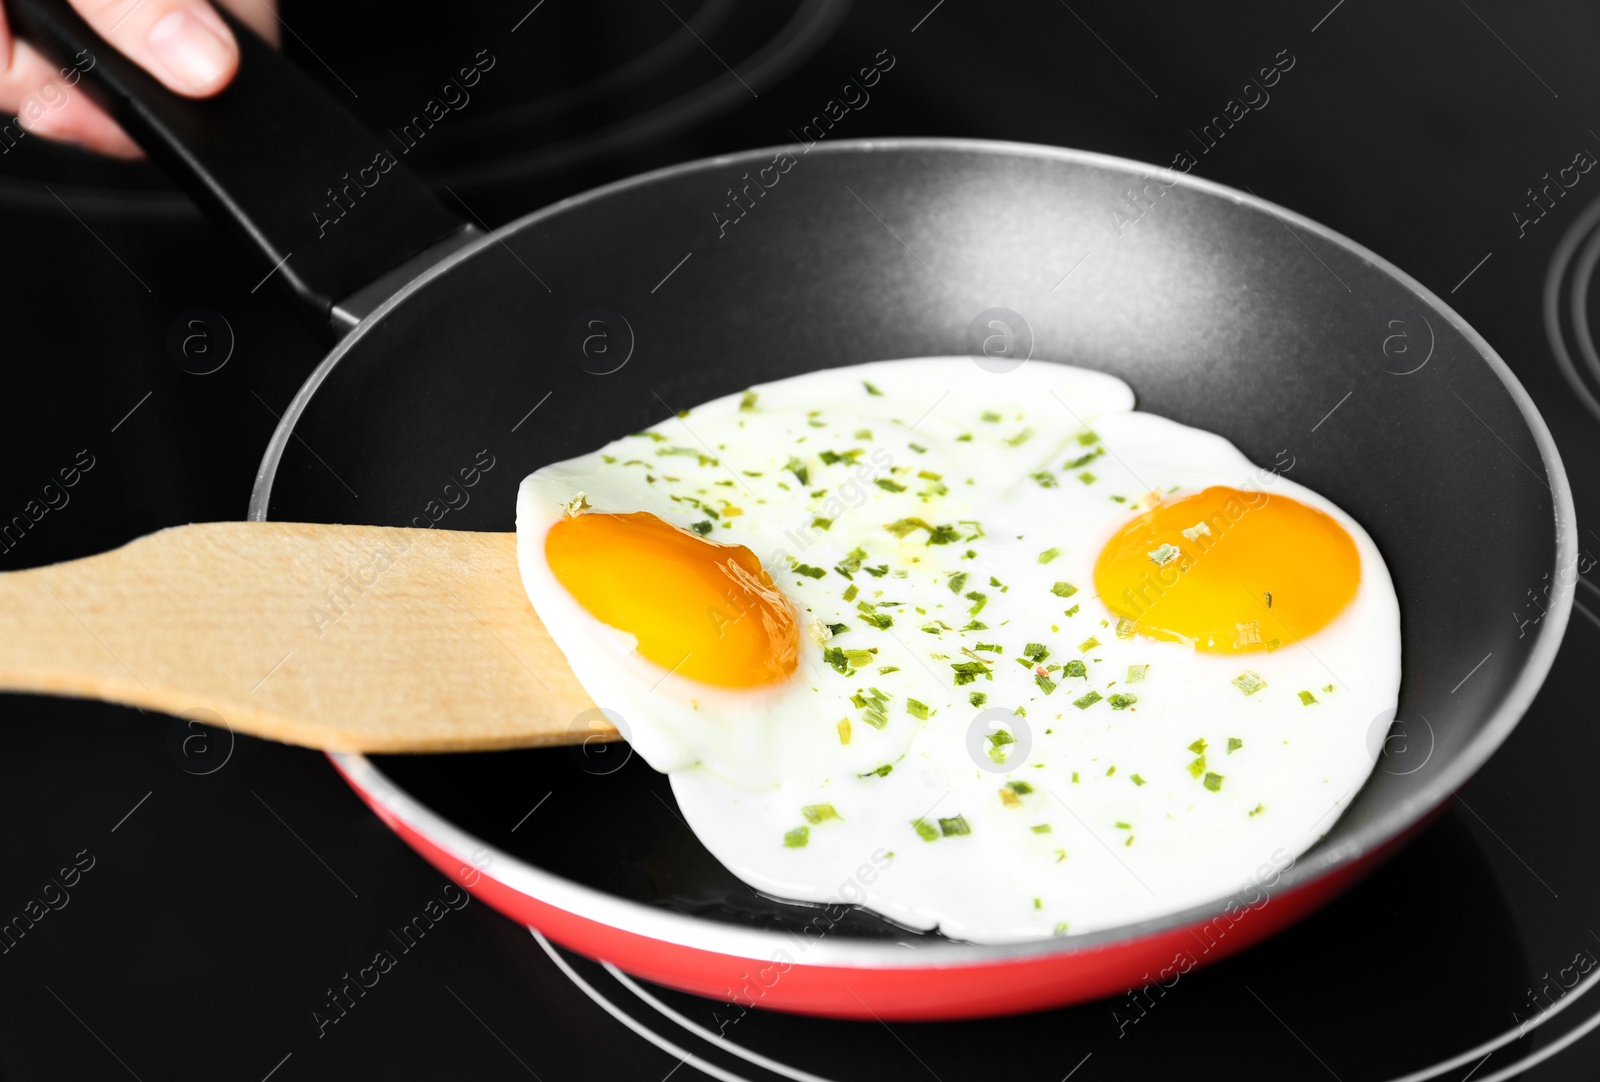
[0, 521, 615, 752]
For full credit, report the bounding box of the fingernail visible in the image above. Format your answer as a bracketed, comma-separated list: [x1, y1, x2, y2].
[146, 10, 233, 93]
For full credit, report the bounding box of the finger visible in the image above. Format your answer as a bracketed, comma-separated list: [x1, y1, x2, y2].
[213, 0, 277, 47]
[69, 0, 239, 97]
[0, 37, 140, 156]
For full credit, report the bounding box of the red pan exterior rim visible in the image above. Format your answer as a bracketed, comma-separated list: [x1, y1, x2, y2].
[328, 749, 1430, 1019]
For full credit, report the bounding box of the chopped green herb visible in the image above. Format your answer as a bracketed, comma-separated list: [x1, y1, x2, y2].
[1188, 756, 1207, 778]
[1035, 673, 1058, 696]
[1148, 544, 1181, 566]
[969, 691, 988, 707]
[793, 563, 827, 579]
[987, 729, 1015, 747]
[689, 520, 713, 536]
[878, 665, 899, 675]
[947, 571, 968, 594]
[1007, 781, 1033, 795]
[739, 390, 758, 411]
[1233, 671, 1269, 695]
[911, 818, 940, 842]
[657, 446, 717, 466]
[1063, 447, 1105, 470]
[1249, 803, 1264, 817]
[1189, 738, 1208, 754]
[1114, 821, 1131, 830]
[1228, 737, 1243, 754]
[785, 456, 809, 485]
[863, 380, 884, 396]
[811, 516, 834, 531]
[1298, 690, 1318, 706]
[980, 411, 1002, 423]
[784, 826, 810, 848]
[1324, 684, 1335, 693]
[1005, 427, 1035, 446]
[818, 448, 865, 465]
[1203, 772, 1224, 792]
[884, 516, 955, 544]
[1108, 693, 1138, 710]
[1031, 471, 1059, 489]
[964, 591, 988, 616]
[1079, 637, 1100, 652]
[1030, 823, 1052, 834]
[975, 642, 1004, 653]
[951, 660, 992, 686]
[1051, 582, 1079, 598]
[861, 763, 894, 778]
[1127, 664, 1149, 683]
[1131, 774, 1146, 786]
[822, 646, 874, 674]
[1078, 471, 1098, 485]
[1063, 660, 1087, 678]
[835, 547, 865, 578]
[801, 804, 839, 824]
[907, 698, 931, 720]
[837, 718, 851, 744]
[826, 622, 849, 635]
[908, 442, 927, 453]
[1073, 690, 1103, 710]
[1064, 604, 1080, 617]
[1022, 642, 1049, 663]
[853, 687, 892, 729]
[875, 478, 907, 493]
[1077, 431, 1100, 446]
[1038, 547, 1061, 564]
[939, 815, 972, 836]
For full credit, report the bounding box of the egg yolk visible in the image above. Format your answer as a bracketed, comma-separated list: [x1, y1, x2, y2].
[1093, 486, 1359, 653]
[544, 511, 800, 688]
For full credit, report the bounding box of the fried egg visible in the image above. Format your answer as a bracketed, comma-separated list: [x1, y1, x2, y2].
[515, 358, 1400, 943]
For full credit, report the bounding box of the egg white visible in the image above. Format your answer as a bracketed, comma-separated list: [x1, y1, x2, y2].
[516, 358, 1401, 943]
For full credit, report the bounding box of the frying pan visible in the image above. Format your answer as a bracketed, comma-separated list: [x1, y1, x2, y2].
[12, 0, 1574, 1020]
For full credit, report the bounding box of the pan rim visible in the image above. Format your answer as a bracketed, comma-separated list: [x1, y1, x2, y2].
[249, 136, 1575, 969]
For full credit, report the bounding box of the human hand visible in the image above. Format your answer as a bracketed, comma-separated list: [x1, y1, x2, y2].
[0, 0, 278, 157]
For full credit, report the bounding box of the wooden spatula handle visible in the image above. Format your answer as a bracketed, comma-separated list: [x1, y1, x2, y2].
[0, 522, 606, 752]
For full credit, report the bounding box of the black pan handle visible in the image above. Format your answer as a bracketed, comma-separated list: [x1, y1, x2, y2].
[8, 0, 477, 338]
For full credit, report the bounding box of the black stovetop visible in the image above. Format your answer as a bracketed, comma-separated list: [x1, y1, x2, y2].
[3, 1, 1600, 1079]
